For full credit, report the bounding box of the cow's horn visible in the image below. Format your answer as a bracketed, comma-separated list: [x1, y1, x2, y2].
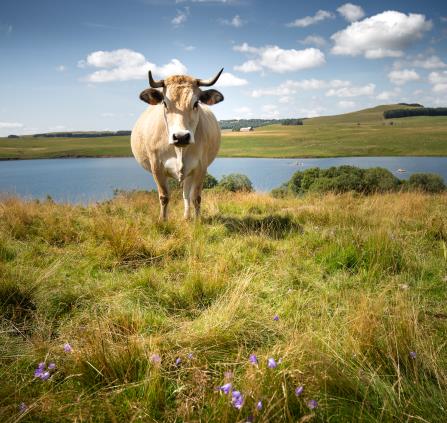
[197, 68, 224, 87]
[148, 70, 164, 88]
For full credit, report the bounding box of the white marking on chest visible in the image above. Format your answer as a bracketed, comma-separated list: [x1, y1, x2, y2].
[164, 150, 199, 182]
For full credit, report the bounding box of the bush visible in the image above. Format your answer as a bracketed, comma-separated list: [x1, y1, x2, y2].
[273, 166, 440, 196]
[408, 173, 446, 193]
[363, 167, 401, 193]
[217, 174, 253, 192]
[203, 173, 218, 189]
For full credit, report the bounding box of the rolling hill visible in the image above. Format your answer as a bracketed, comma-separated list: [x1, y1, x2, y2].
[1, 104, 446, 159]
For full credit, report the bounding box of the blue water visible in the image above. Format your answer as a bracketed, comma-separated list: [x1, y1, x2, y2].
[0, 157, 446, 204]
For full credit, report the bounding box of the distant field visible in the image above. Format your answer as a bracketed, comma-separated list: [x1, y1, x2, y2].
[1, 105, 447, 159]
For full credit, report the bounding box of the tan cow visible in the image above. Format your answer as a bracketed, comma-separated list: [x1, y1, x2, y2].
[131, 69, 224, 221]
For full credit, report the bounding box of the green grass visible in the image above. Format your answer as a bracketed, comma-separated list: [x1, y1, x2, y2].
[2, 105, 447, 159]
[1, 190, 446, 421]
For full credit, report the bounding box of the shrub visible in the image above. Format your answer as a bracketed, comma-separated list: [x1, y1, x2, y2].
[408, 173, 446, 193]
[363, 167, 401, 193]
[203, 173, 218, 189]
[217, 174, 253, 192]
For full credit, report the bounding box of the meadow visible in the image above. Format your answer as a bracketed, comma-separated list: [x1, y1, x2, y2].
[1, 105, 447, 159]
[1, 189, 446, 422]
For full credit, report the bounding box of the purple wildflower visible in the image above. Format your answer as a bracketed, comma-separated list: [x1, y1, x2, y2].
[231, 390, 244, 409]
[410, 351, 417, 359]
[19, 402, 28, 413]
[34, 362, 45, 378]
[249, 354, 258, 366]
[175, 357, 182, 366]
[187, 353, 193, 359]
[220, 382, 232, 395]
[256, 400, 263, 410]
[150, 353, 161, 364]
[307, 399, 318, 410]
[63, 343, 73, 353]
[295, 386, 304, 396]
[48, 362, 56, 370]
[273, 314, 279, 321]
[267, 357, 277, 369]
[40, 371, 50, 381]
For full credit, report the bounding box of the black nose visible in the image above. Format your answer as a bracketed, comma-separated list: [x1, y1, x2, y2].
[173, 133, 191, 146]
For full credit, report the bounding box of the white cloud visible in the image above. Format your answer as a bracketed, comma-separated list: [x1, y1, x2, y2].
[261, 104, 280, 118]
[250, 79, 351, 97]
[214, 72, 248, 87]
[172, 7, 189, 26]
[411, 55, 447, 69]
[326, 83, 375, 97]
[296, 106, 326, 118]
[220, 15, 245, 27]
[233, 106, 253, 118]
[287, 10, 334, 28]
[279, 96, 292, 104]
[337, 3, 365, 22]
[0, 122, 23, 129]
[338, 100, 356, 108]
[184, 45, 195, 51]
[376, 89, 401, 101]
[388, 69, 420, 85]
[298, 35, 326, 48]
[331, 11, 432, 59]
[80, 49, 187, 82]
[56, 65, 66, 72]
[428, 71, 447, 93]
[234, 43, 325, 73]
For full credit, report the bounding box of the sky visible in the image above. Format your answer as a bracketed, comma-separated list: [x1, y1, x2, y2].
[1, 0, 447, 136]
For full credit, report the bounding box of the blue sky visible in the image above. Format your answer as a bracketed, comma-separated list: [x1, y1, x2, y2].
[1, 0, 447, 135]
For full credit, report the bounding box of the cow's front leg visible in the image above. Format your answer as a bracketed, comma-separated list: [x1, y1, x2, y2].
[152, 165, 169, 221]
[182, 176, 193, 220]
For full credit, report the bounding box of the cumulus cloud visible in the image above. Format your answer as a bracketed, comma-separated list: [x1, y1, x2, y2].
[388, 69, 420, 85]
[250, 79, 351, 97]
[172, 7, 189, 26]
[411, 55, 447, 69]
[220, 15, 245, 27]
[252, 79, 352, 97]
[234, 43, 325, 73]
[326, 83, 375, 97]
[287, 10, 334, 28]
[376, 89, 401, 101]
[0, 122, 23, 129]
[79, 49, 187, 82]
[214, 72, 248, 87]
[338, 100, 356, 108]
[428, 71, 447, 93]
[298, 35, 327, 48]
[331, 11, 432, 59]
[233, 106, 253, 118]
[337, 3, 365, 22]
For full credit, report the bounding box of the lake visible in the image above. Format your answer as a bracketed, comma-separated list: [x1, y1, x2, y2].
[1, 157, 446, 204]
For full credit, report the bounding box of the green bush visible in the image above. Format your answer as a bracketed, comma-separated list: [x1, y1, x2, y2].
[408, 173, 446, 193]
[274, 166, 446, 196]
[217, 174, 253, 192]
[203, 173, 218, 189]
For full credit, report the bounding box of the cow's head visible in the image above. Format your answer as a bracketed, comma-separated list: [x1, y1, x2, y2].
[139, 69, 224, 147]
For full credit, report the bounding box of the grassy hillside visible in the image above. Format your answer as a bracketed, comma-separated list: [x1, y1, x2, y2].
[1, 105, 447, 159]
[1, 191, 446, 421]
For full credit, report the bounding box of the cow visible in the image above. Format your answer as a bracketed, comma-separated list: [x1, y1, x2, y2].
[131, 69, 224, 221]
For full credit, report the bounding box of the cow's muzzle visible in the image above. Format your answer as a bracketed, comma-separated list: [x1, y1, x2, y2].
[172, 132, 191, 147]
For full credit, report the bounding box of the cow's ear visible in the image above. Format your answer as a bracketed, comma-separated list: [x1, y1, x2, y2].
[139, 88, 164, 105]
[199, 89, 224, 106]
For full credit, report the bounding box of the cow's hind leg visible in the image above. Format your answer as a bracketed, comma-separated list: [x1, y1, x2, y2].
[152, 166, 169, 221]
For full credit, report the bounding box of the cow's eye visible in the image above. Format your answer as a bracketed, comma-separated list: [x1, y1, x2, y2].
[193, 101, 199, 110]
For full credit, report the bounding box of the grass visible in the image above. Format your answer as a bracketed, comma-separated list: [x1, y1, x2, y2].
[0, 190, 446, 422]
[2, 105, 447, 159]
